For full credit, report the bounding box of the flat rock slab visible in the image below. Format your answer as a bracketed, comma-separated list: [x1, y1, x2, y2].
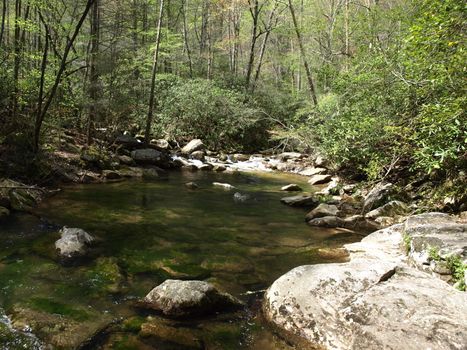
[144, 280, 243, 317]
[281, 184, 302, 192]
[308, 174, 332, 185]
[181, 139, 204, 154]
[280, 195, 319, 208]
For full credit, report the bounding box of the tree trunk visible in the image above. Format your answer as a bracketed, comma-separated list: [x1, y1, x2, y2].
[87, 0, 100, 145]
[252, 2, 278, 92]
[0, 0, 6, 46]
[245, 0, 259, 89]
[288, 0, 318, 105]
[182, 0, 193, 77]
[144, 0, 164, 145]
[33, 0, 96, 152]
[12, 0, 21, 119]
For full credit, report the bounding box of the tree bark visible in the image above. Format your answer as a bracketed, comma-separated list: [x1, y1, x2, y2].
[33, 0, 96, 152]
[288, 0, 318, 105]
[87, 0, 100, 145]
[182, 0, 193, 77]
[0, 0, 6, 46]
[245, 0, 259, 89]
[144, 0, 164, 145]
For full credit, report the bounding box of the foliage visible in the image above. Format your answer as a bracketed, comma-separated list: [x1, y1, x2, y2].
[428, 246, 466, 291]
[157, 79, 268, 151]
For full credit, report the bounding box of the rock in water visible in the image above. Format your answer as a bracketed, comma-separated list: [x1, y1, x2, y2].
[281, 184, 302, 192]
[55, 227, 94, 260]
[233, 192, 250, 202]
[280, 195, 319, 208]
[213, 182, 236, 190]
[143, 280, 243, 317]
[185, 182, 199, 190]
[181, 139, 204, 154]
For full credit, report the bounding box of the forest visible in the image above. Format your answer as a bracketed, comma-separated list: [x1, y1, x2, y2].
[0, 0, 464, 189]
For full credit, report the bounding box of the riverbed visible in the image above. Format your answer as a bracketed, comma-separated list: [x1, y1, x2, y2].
[0, 170, 364, 349]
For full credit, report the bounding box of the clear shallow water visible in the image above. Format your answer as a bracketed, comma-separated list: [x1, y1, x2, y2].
[0, 170, 364, 349]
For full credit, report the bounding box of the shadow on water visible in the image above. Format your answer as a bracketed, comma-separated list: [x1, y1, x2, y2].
[0, 170, 365, 349]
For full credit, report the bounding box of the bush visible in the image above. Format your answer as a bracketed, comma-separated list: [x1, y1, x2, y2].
[157, 79, 269, 151]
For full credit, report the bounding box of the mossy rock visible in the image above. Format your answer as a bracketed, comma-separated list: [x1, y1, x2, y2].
[201, 256, 254, 274]
[0, 206, 10, 220]
[9, 303, 112, 349]
[139, 317, 203, 349]
[160, 263, 210, 280]
[86, 257, 125, 294]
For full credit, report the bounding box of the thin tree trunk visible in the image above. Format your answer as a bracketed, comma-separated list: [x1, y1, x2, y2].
[12, 0, 21, 119]
[182, 0, 193, 77]
[36, 23, 48, 127]
[252, 2, 277, 92]
[245, 0, 259, 89]
[0, 0, 6, 46]
[288, 0, 318, 105]
[33, 0, 95, 152]
[87, 0, 99, 145]
[144, 0, 164, 145]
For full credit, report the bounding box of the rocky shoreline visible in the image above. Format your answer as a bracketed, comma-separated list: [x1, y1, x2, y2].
[264, 212, 467, 349]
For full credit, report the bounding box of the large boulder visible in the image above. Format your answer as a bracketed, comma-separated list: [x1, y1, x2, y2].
[305, 203, 340, 221]
[281, 195, 319, 208]
[181, 139, 204, 155]
[131, 148, 167, 167]
[362, 182, 394, 213]
[143, 280, 243, 317]
[55, 227, 94, 260]
[264, 213, 467, 350]
[365, 200, 408, 220]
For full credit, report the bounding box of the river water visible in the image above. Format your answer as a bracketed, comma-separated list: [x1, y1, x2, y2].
[0, 170, 363, 349]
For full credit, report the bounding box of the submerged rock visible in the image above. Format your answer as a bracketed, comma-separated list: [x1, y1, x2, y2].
[213, 182, 236, 190]
[233, 192, 251, 203]
[9, 304, 112, 349]
[280, 195, 318, 208]
[181, 139, 204, 154]
[185, 182, 199, 190]
[55, 227, 95, 260]
[281, 184, 302, 192]
[143, 279, 243, 317]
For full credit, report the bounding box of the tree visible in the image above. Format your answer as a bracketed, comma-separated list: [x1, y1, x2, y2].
[145, 0, 165, 144]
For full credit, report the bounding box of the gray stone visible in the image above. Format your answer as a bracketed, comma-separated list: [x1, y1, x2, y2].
[55, 227, 94, 259]
[181, 139, 204, 154]
[142, 167, 159, 179]
[307, 215, 343, 228]
[118, 155, 134, 165]
[365, 200, 408, 220]
[102, 170, 121, 180]
[233, 192, 251, 203]
[305, 204, 339, 221]
[213, 164, 227, 172]
[213, 182, 236, 190]
[143, 280, 242, 317]
[362, 182, 394, 213]
[308, 174, 332, 185]
[299, 167, 327, 177]
[278, 152, 302, 161]
[191, 150, 205, 161]
[232, 154, 250, 162]
[265, 216, 467, 350]
[281, 184, 302, 192]
[115, 134, 142, 148]
[151, 139, 170, 150]
[197, 163, 213, 171]
[131, 148, 165, 165]
[280, 195, 319, 208]
[185, 182, 199, 190]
